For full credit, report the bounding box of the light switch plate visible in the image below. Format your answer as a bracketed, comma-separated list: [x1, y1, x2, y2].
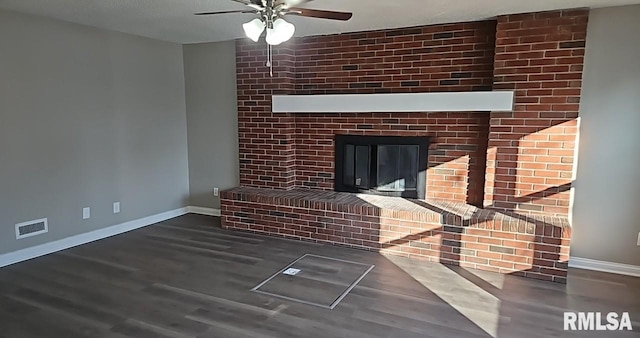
[113, 202, 120, 214]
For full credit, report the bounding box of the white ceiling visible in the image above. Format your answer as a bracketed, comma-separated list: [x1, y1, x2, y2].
[0, 0, 638, 44]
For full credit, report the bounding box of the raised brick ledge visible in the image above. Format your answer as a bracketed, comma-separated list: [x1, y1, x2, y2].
[220, 187, 570, 234]
[220, 187, 571, 283]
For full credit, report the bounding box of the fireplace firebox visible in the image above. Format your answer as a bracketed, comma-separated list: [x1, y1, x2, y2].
[334, 135, 430, 199]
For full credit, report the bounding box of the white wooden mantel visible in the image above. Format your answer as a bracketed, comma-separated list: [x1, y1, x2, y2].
[272, 91, 514, 113]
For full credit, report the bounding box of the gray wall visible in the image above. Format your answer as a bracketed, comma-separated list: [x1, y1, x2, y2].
[0, 10, 190, 254]
[2, 4, 637, 269]
[571, 5, 640, 266]
[183, 41, 239, 209]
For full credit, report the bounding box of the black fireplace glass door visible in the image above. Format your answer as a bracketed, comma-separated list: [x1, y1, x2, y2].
[354, 145, 370, 188]
[343, 144, 370, 188]
[377, 145, 419, 192]
[335, 135, 429, 199]
[343, 144, 355, 186]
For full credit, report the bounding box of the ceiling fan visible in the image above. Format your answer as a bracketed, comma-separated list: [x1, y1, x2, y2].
[195, 0, 353, 46]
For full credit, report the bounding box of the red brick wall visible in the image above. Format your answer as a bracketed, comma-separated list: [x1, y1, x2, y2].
[486, 10, 588, 215]
[294, 21, 496, 94]
[237, 21, 496, 205]
[235, 9, 588, 216]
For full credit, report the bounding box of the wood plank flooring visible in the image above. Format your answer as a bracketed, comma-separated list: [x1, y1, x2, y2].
[0, 214, 638, 337]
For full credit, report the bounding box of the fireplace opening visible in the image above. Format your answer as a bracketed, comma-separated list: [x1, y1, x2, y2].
[335, 135, 430, 199]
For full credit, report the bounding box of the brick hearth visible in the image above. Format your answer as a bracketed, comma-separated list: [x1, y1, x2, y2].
[221, 187, 570, 283]
[224, 9, 588, 282]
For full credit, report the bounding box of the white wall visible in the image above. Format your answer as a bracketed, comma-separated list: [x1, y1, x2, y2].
[571, 5, 640, 266]
[183, 41, 239, 209]
[0, 10, 190, 254]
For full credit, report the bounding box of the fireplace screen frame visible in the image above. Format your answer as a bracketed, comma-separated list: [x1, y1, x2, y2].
[334, 135, 430, 199]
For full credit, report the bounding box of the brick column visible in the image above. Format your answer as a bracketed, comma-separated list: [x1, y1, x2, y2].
[236, 40, 297, 189]
[485, 10, 588, 216]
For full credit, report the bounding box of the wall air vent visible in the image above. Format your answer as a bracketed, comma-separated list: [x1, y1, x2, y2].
[15, 218, 48, 239]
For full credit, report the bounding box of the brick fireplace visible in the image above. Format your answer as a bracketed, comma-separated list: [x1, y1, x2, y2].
[221, 9, 587, 282]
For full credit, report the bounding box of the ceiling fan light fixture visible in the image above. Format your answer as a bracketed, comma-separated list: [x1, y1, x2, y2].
[266, 18, 295, 45]
[196, 1, 352, 77]
[265, 27, 280, 45]
[243, 18, 265, 42]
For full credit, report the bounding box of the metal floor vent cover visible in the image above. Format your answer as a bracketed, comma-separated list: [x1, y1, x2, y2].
[283, 268, 301, 276]
[15, 218, 48, 239]
[251, 254, 374, 309]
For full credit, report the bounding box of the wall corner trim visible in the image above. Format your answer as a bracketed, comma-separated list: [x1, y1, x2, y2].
[0, 206, 223, 268]
[187, 206, 222, 217]
[569, 257, 640, 277]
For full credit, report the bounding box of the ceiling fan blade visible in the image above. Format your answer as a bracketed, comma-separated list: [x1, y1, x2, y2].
[230, 0, 263, 10]
[286, 8, 353, 21]
[195, 9, 257, 16]
[231, 0, 260, 6]
[282, 0, 314, 8]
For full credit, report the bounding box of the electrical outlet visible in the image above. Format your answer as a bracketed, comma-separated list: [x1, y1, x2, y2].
[83, 207, 91, 220]
[113, 202, 121, 214]
[637, 232, 640, 246]
[213, 187, 219, 196]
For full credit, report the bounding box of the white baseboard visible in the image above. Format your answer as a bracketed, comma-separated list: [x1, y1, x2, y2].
[0, 206, 223, 269]
[187, 206, 221, 217]
[570, 257, 640, 277]
[0, 207, 189, 268]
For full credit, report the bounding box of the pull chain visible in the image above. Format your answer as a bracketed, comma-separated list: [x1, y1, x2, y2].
[266, 43, 273, 77]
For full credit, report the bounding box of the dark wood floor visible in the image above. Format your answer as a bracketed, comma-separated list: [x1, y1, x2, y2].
[0, 214, 638, 338]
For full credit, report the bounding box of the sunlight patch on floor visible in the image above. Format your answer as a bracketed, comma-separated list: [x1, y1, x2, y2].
[463, 267, 507, 290]
[384, 254, 506, 338]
